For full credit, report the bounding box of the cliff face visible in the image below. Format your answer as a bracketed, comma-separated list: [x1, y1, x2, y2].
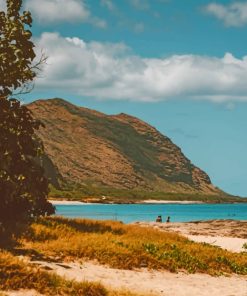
[28, 98, 221, 195]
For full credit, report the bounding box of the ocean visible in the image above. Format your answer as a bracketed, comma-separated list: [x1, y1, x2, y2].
[54, 203, 247, 223]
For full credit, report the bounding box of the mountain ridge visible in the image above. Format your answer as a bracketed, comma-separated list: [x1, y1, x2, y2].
[27, 98, 236, 202]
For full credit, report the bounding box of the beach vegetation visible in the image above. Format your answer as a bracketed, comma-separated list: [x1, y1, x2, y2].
[20, 217, 247, 275]
[0, 250, 145, 296]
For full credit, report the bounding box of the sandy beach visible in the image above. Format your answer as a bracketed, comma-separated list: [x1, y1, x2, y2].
[135, 219, 247, 253]
[48, 200, 89, 205]
[142, 199, 204, 204]
[3, 219, 246, 296]
[49, 199, 206, 205]
[16, 259, 245, 296]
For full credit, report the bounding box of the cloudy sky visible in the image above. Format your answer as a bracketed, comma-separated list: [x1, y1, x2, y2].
[1, 0, 246, 196]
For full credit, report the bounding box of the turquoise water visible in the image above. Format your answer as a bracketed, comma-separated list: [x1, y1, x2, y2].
[55, 203, 247, 223]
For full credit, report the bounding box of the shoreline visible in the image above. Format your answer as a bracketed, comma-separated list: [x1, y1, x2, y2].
[48, 199, 247, 206]
[135, 220, 247, 253]
[49, 199, 207, 205]
[49, 200, 90, 205]
[142, 199, 204, 204]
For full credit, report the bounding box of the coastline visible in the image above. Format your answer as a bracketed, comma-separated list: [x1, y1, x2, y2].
[49, 198, 247, 205]
[49, 199, 205, 205]
[142, 199, 204, 204]
[135, 220, 247, 253]
[48, 200, 89, 205]
[48, 199, 247, 252]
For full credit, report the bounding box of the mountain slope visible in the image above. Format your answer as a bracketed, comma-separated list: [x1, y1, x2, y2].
[28, 98, 227, 201]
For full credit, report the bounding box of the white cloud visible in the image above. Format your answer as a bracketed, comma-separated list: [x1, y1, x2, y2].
[35, 32, 247, 102]
[25, 0, 106, 28]
[205, 2, 247, 27]
[25, 0, 88, 23]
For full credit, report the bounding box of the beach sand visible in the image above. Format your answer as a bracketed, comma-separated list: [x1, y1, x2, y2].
[15, 259, 245, 296]
[135, 219, 247, 253]
[48, 200, 88, 205]
[49, 199, 205, 205]
[142, 200, 203, 204]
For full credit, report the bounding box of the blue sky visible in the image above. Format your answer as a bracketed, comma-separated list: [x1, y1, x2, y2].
[2, 0, 247, 196]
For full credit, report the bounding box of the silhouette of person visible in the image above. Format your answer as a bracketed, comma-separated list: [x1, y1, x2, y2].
[156, 215, 162, 222]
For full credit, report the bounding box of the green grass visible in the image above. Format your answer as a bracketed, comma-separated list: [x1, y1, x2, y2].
[20, 217, 247, 275]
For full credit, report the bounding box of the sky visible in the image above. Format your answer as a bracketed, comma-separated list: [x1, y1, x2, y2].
[1, 0, 247, 196]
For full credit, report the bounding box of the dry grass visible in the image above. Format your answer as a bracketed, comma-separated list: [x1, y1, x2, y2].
[0, 250, 107, 295]
[0, 251, 145, 296]
[20, 217, 247, 275]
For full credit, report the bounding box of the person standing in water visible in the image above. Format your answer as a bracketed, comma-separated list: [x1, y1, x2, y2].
[166, 216, 170, 223]
[156, 215, 162, 222]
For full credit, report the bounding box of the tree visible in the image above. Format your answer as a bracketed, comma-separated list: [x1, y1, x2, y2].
[0, 0, 39, 98]
[0, 0, 54, 231]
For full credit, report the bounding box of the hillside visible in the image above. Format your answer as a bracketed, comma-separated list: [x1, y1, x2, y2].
[28, 98, 235, 202]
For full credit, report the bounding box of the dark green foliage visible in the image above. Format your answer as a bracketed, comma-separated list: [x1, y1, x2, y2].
[0, 99, 54, 226]
[0, 0, 36, 98]
[0, 0, 54, 232]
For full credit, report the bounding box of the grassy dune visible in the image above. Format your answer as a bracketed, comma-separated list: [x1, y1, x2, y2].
[0, 251, 107, 295]
[20, 217, 247, 275]
[1, 217, 246, 295]
[0, 251, 145, 296]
